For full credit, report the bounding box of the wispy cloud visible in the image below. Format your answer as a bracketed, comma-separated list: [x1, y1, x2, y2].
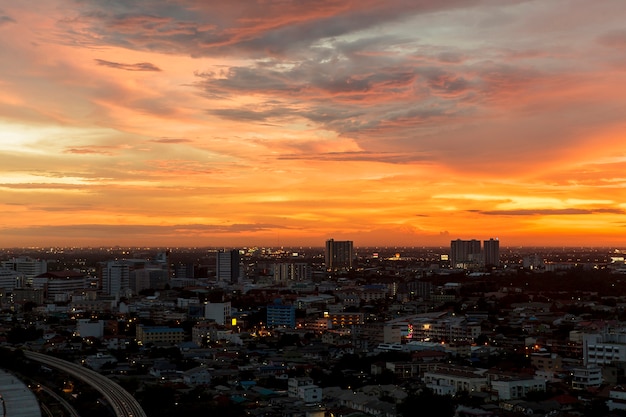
[95, 59, 162, 71]
[0, 15, 15, 25]
[150, 138, 193, 144]
[475, 208, 626, 216]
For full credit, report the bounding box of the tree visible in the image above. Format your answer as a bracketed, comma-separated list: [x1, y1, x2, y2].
[397, 388, 454, 417]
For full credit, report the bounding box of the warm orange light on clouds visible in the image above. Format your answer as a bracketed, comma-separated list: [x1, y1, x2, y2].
[1, 0, 626, 248]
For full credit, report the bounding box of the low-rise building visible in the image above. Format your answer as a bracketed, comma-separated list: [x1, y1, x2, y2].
[424, 365, 488, 396]
[183, 366, 212, 386]
[288, 377, 322, 405]
[487, 371, 546, 400]
[136, 325, 185, 345]
[570, 365, 602, 390]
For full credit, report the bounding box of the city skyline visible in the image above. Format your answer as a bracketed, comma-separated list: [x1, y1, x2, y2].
[2, 1, 626, 248]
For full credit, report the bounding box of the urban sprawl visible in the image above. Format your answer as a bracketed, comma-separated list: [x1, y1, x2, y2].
[1, 240, 626, 417]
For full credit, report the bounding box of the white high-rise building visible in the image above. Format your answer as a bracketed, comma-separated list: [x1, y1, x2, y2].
[102, 261, 130, 296]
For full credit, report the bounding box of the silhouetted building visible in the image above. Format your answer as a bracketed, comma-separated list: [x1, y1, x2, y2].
[450, 239, 482, 269]
[216, 249, 240, 284]
[325, 239, 354, 271]
[273, 262, 311, 283]
[483, 238, 500, 267]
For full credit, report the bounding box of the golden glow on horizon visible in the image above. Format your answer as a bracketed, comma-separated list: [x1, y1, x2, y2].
[0, 1, 626, 247]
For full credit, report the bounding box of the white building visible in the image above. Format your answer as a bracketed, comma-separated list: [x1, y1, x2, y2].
[424, 365, 488, 396]
[488, 372, 546, 400]
[288, 377, 322, 405]
[607, 386, 626, 411]
[183, 366, 212, 386]
[205, 301, 231, 325]
[1, 257, 47, 286]
[571, 366, 602, 390]
[583, 330, 626, 366]
[77, 319, 104, 339]
[102, 261, 130, 296]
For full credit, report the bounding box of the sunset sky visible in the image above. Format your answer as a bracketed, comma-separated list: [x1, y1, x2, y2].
[1, 0, 626, 248]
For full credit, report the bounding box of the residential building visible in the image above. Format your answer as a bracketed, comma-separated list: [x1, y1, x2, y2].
[183, 366, 212, 386]
[483, 238, 500, 267]
[571, 366, 603, 390]
[487, 372, 546, 400]
[11, 288, 44, 305]
[424, 365, 488, 396]
[205, 301, 231, 325]
[607, 385, 626, 411]
[583, 330, 626, 366]
[326, 312, 364, 328]
[273, 262, 311, 283]
[288, 377, 322, 405]
[136, 325, 185, 345]
[450, 239, 482, 269]
[267, 302, 296, 328]
[325, 239, 354, 271]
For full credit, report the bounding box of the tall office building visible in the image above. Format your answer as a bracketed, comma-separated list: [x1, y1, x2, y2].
[216, 249, 240, 284]
[325, 239, 354, 271]
[450, 239, 482, 269]
[102, 261, 130, 296]
[483, 238, 500, 267]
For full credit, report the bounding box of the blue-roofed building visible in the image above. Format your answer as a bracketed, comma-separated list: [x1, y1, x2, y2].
[267, 302, 296, 328]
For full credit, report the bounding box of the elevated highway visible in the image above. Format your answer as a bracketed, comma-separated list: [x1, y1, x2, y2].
[23, 350, 146, 417]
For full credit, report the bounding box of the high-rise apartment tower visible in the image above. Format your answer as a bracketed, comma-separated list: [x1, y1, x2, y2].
[325, 239, 354, 271]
